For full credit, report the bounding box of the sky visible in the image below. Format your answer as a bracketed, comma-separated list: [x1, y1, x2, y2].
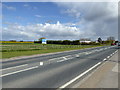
[1, 2, 118, 41]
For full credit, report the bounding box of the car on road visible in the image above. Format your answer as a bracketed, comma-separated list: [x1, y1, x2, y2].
[117, 42, 120, 49]
[111, 43, 116, 46]
[118, 42, 120, 45]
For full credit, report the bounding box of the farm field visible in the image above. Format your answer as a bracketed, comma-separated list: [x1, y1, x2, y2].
[1, 43, 107, 59]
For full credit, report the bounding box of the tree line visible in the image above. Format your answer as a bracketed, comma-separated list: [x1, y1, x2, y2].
[34, 40, 102, 45]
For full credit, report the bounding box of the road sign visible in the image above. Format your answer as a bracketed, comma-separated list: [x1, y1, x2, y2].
[42, 39, 47, 44]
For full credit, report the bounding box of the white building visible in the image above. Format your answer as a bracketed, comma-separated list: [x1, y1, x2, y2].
[80, 38, 91, 43]
[80, 40, 91, 43]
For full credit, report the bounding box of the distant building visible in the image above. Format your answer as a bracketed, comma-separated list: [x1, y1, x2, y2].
[107, 37, 115, 41]
[80, 38, 91, 43]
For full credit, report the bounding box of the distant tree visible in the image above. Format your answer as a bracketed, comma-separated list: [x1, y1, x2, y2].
[98, 37, 102, 44]
[107, 37, 115, 41]
[10, 40, 16, 42]
[39, 37, 46, 41]
[20, 40, 23, 42]
[72, 40, 80, 45]
[34, 40, 41, 43]
[63, 40, 71, 45]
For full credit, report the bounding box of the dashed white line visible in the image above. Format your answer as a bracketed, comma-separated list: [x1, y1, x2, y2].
[0, 66, 39, 77]
[103, 58, 107, 61]
[75, 54, 79, 57]
[59, 62, 102, 88]
[110, 54, 113, 56]
[57, 60, 66, 63]
[40, 62, 43, 66]
[107, 56, 110, 58]
[0, 64, 28, 71]
[63, 57, 67, 60]
[50, 48, 109, 63]
[115, 50, 118, 53]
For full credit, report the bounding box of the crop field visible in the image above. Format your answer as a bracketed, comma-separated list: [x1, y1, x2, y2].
[0, 43, 105, 59]
[1, 43, 97, 52]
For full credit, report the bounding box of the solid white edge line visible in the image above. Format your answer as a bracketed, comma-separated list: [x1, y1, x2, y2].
[115, 50, 118, 53]
[103, 58, 107, 61]
[107, 56, 110, 58]
[0, 66, 38, 77]
[0, 64, 28, 71]
[59, 62, 101, 88]
[110, 54, 113, 56]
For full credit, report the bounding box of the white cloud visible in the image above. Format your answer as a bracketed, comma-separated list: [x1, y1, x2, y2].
[23, 4, 29, 7]
[55, 2, 118, 40]
[23, 4, 38, 10]
[2, 21, 83, 40]
[35, 15, 42, 18]
[2, 2, 118, 41]
[33, 7, 37, 9]
[3, 4, 16, 10]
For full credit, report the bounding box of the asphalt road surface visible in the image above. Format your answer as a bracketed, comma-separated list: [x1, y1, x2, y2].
[1, 46, 118, 88]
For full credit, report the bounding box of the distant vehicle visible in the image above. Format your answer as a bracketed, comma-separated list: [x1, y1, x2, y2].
[111, 43, 115, 46]
[117, 42, 120, 49]
[118, 42, 120, 46]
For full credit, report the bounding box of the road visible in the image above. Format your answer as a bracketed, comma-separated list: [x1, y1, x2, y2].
[1, 46, 118, 88]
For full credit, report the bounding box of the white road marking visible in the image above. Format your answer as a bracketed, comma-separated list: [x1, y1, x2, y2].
[57, 60, 66, 63]
[59, 62, 102, 88]
[63, 57, 67, 60]
[40, 62, 43, 66]
[107, 56, 110, 58]
[49, 57, 61, 61]
[0, 66, 38, 77]
[103, 58, 107, 61]
[49, 47, 108, 63]
[115, 50, 118, 53]
[0, 64, 28, 71]
[85, 52, 91, 54]
[75, 54, 79, 57]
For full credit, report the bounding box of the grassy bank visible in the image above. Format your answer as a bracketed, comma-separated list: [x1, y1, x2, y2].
[1, 43, 108, 59]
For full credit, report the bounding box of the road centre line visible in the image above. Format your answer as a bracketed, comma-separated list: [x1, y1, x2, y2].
[0, 66, 39, 77]
[59, 62, 102, 88]
[63, 57, 68, 60]
[0, 47, 113, 78]
[57, 60, 66, 63]
[50, 48, 110, 63]
[0, 64, 28, 71]
[57, 57, 70, 63]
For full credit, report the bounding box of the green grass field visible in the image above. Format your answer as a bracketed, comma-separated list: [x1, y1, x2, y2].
[1, 43, 107, 59]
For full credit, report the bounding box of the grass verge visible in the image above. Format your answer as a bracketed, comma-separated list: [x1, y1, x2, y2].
[1, 45, 106, 59]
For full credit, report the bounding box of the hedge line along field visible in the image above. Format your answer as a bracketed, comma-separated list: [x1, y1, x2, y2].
[0, 41, 34, 44]
[1, 43, 98, 52]
[1, 42, 105, 59]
